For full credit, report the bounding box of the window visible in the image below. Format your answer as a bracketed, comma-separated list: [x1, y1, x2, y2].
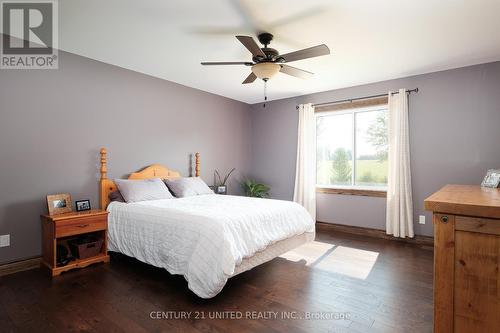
[316, 104, 388, 191]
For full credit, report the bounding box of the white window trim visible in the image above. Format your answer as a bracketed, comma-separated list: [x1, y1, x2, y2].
[315, 104, 388, 191]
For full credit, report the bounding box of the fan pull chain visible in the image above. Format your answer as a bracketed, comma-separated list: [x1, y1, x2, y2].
[263, 80, 268, 108]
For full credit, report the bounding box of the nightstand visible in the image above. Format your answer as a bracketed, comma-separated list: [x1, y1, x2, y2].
[41, 210, 109, 276]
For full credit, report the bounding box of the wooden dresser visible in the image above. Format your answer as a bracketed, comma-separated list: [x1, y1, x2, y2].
[425, 185, 500, 333]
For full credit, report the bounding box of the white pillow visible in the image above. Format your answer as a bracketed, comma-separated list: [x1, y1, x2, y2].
[114, 178, 174, 203]
[164, 177, 214, 198]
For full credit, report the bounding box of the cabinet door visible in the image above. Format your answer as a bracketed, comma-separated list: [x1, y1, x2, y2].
[454, 230, 500, 332]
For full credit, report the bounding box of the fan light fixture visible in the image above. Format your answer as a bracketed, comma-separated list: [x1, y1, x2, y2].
[251, 62, 281, 80]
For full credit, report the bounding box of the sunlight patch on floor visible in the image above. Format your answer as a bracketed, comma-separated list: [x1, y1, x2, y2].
[280, 240, 334, 265]
[280, 241, 379, 280]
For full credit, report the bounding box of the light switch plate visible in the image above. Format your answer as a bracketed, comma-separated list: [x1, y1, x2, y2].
[419, 215, 426, 225]
[0, 234, 10, 247]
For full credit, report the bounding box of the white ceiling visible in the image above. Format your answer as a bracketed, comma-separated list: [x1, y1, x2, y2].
[58, 0, 500, 104]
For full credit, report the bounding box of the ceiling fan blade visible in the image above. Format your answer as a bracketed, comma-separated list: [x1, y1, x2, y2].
[189, 1, 265, 38]
[201, 61, 253, 66]
[231, 0, 263, 34]
[279, 65, 313, 79]
[268, 6, 328, 30]
[242, 72, 257, 84]
[281, 44, 330, 63]
[236, 36, 266, 57]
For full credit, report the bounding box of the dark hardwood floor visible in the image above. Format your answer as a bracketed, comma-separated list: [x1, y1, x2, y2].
[0, 229, 433, 333]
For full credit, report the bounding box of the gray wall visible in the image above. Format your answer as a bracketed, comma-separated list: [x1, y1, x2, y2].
[0, 48, 252, 264]
[250, 62, 500, 236]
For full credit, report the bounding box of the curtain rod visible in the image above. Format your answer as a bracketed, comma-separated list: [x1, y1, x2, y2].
[295, 88, 419, 110]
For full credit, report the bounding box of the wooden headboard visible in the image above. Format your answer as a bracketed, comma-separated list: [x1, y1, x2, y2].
[99, 148, 200, 209]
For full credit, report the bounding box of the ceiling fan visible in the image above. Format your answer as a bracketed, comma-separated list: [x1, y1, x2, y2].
[201, 33, 330, 84]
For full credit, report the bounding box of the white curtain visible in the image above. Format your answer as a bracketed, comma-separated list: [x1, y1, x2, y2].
[386, 89, 414, 238]
[293, 103, 316, 220]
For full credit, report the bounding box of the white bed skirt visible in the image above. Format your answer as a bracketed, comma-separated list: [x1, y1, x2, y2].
[232, 231, 315, 276]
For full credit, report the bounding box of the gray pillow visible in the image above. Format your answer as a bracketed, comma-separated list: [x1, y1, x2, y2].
[114, 178, 174, 203]
[164, 177, 214, 198]
[108, 190, 125, 203]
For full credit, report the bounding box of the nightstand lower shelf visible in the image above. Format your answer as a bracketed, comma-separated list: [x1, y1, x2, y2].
[41, 254, 110, 277]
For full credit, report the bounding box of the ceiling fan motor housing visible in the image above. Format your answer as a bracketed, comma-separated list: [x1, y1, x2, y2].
[253, 48, 283, 63]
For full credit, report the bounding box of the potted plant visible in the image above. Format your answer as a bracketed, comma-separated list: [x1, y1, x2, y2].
[213, 168, 236, 195]
[241, 179, 270, 198]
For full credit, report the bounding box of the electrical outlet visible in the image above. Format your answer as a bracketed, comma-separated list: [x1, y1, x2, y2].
[0, 234, 10, 247]
[419, 215, 426, 225]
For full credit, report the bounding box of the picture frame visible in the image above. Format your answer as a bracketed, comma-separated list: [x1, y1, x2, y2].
[481, 169, 500, 188]
[46, 193, 73, 215]
[75, 199, 91, 212]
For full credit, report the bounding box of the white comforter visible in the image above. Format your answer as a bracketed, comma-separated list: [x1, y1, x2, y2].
[107, 194, 314, 298]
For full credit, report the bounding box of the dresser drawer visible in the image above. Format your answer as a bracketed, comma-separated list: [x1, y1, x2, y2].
[55, 215, 107, 237]
[455, 216, 500, 235]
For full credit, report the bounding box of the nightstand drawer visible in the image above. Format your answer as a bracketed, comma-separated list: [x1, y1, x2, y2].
[55, 216, 107, 237]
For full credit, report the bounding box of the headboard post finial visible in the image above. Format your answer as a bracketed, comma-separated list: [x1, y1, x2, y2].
[100, 148, 107, 180]
[195, 152, 200, 177]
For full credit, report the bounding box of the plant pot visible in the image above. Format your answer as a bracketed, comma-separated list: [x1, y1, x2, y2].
[215, 185, 227, 195]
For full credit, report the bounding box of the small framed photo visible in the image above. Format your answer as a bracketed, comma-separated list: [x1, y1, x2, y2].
[47, 193, 72, 215]
[75, 199, 91, 212]
[481, 169, 500, 188]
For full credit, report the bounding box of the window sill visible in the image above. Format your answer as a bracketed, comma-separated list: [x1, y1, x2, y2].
[316, 187, 387, 198]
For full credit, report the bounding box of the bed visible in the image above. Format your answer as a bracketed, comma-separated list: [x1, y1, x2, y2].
[99, 148, 315, 298]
